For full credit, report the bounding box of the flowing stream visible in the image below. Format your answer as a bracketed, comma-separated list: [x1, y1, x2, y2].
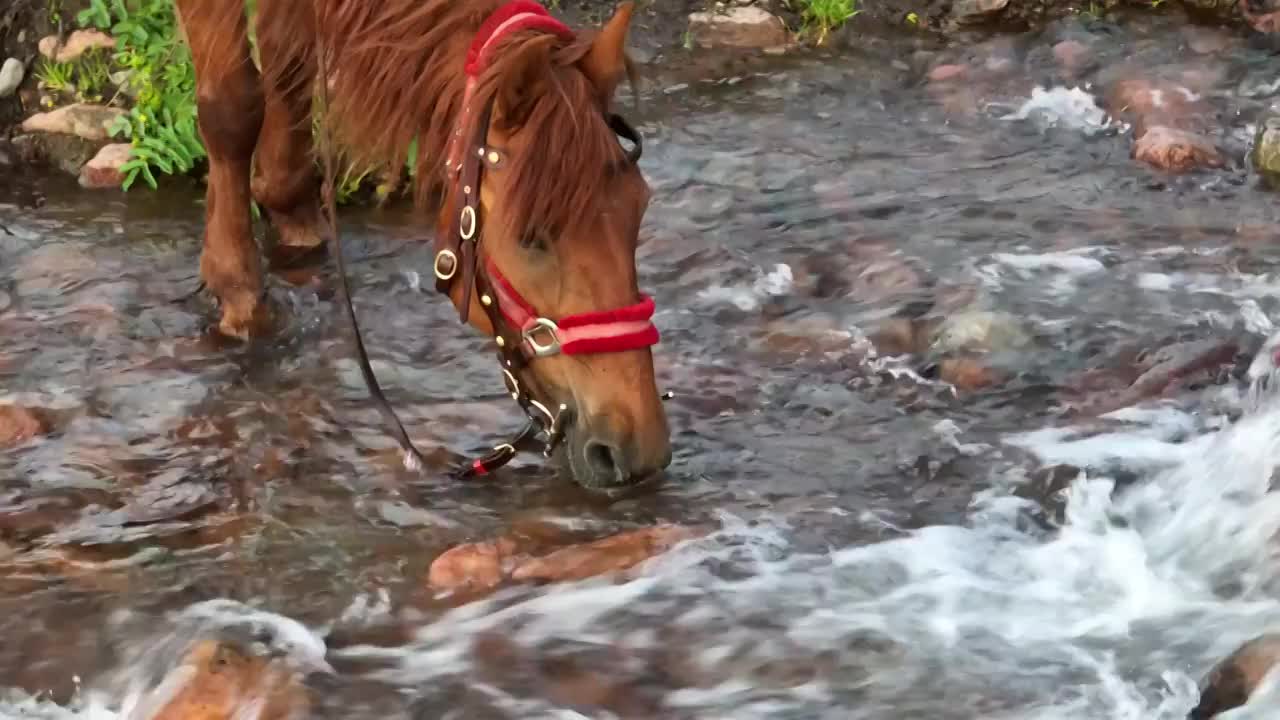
[4, 15, 1280, 719]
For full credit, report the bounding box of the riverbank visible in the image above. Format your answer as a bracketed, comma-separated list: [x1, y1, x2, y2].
[0, 0, 1278, 199]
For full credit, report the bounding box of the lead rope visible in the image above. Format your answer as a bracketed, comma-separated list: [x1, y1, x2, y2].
[312, 18, 426, 472]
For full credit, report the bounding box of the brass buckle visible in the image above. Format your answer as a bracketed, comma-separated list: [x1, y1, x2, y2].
[433, 249, 458, 280]
[522, 318, 561, 358]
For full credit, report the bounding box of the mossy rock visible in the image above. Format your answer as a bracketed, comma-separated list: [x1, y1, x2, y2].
[1252, 115, 1280, 186]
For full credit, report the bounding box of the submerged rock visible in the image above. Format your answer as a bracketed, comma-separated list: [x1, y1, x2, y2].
[0, 404, 48, 448]
[687, 7, 789, 49]
[428, 524, 708, 595]
[141, 640, 310, 720]
[1242, 0, 1280, 31]
[0, 58, 24, 98]
[511, 524, 703, 583]
[78, 142, 131, 189]
[930, 310, 1032, 354]
[1252, 116, 1280, 183]
[1189, 634, 1280, 719]
[1132, 125, 1225, 173]
[928, 63, 969, 82]
[37, 30, 115, 63]
[1051, 39, 1092, 76]
[20, 103, 125, 142]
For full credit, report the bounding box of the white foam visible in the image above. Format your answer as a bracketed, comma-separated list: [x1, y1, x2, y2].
[999, 86, 1123, 135]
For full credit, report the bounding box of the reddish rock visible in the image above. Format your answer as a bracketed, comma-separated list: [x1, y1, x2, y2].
[38, 30, 116, 63]
[936, 356, 1002, 391]
[428, 525, 708, 594]
[78, 142, 132, 189]
[427, 537, 521, 592]
[145, 640, 310, 720]
[928, 63, 968, 82]
[0, 405, 48, 448]
[1132, 126, 1225, 173]
[510, 525, 705, 583]
[1106, 78, 1203, 119]
[21, 103, 125, 142]
[1189, 634, 1280, 719]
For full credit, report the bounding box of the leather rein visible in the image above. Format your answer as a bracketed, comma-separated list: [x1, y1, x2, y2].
[312, 1, 661, 479]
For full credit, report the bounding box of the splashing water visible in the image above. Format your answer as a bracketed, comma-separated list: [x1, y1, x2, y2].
[999, 86, 1124, 135]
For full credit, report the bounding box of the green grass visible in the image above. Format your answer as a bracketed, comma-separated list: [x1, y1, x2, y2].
[34, 58, 75, 93]
[795, 0, 859, 44]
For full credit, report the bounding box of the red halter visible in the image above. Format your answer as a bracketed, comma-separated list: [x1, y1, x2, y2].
[432, 0, 663, 477]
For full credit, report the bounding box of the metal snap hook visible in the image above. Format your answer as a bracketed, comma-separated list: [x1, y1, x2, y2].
[522, 318, 561, 357]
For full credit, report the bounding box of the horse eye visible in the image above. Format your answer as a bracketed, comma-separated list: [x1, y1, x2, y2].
[520, 228, 549, 251]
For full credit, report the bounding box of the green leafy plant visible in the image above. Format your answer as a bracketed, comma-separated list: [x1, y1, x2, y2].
[77, 0, 205, 190]
[796, 0, 859, 44]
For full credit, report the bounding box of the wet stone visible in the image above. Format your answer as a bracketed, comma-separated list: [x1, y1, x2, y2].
[143, 640, 311, 720]
[686, 6, 789, 49]
[0, 404, 49, 448]
[427, 525, 708, 596]
[1252, 115, 1280, 184]
[1131, 126, 1225, 174]
[0, 58, 24, 98]
[1190, 634, 1280, 719]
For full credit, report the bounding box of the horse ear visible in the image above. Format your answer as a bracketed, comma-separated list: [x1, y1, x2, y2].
[579, 2, 633, 104]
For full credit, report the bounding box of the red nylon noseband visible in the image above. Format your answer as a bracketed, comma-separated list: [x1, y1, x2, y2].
[485, 257, 660, 357]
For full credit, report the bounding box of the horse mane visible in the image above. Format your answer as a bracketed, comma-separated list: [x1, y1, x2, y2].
[260, 0, 630, 239]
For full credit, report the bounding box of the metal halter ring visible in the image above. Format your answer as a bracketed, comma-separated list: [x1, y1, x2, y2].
[522, 318, 562, 357]
[501, 367, 520, 400]
[526, 397, 557, 426]
[433, 249, 458, 280]
[459, 205, 477, 241]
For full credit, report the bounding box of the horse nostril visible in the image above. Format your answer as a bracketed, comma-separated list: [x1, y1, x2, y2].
[584, 439, 626, 483]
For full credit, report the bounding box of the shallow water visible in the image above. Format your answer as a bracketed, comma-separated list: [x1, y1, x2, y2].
[5, 15, 1280, 719]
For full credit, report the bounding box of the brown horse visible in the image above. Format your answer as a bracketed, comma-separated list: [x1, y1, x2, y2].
[173, 0, 672, 488]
